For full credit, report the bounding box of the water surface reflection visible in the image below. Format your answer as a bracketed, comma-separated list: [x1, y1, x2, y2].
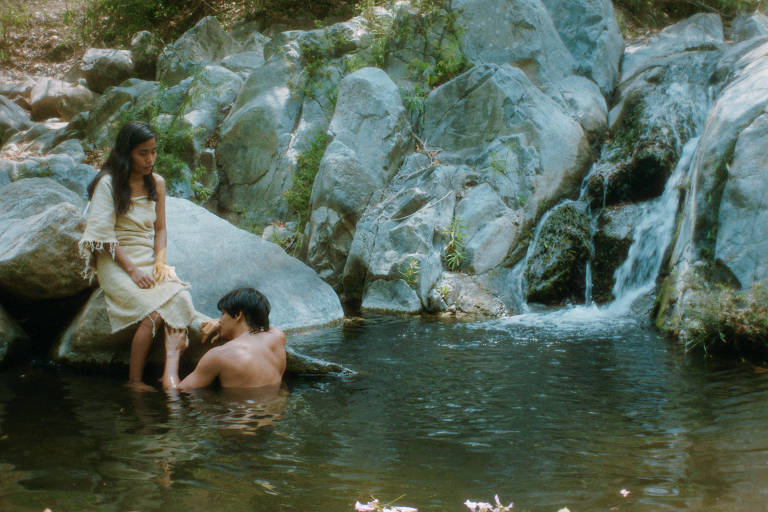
[1, 316, 768, 511]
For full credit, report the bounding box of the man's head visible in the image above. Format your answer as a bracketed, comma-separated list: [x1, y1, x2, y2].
[217, 287, 270, 333]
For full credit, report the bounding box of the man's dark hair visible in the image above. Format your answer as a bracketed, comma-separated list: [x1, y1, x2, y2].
[217, 287, 270, 331]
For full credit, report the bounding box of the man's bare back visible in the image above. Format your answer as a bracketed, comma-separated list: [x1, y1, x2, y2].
[161, 287, 286, 391]
[205, 328, 286, 388]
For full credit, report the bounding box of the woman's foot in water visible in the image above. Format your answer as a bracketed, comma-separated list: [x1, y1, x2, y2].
[125, 380, 156, 392]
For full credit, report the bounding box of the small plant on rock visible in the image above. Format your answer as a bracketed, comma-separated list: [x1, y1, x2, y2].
[400, 257, 420, 288]
[441, 217, 465, 272]
[283, 130, 330, 230]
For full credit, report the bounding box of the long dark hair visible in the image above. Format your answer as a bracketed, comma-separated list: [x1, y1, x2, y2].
[87, 121, 158, 215]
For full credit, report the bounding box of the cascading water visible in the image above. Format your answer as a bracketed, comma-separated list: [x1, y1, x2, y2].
[606, 137, 699, 314]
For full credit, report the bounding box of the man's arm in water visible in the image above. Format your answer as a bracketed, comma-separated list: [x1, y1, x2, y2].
[162, 327, 223, 390]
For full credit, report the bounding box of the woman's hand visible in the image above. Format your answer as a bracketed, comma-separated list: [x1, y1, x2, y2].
[129, 267, 155, 289]
[200, 318, 221, 344]
[153, 262, 178, 283]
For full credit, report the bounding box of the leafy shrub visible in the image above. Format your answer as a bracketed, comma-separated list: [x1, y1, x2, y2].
[684, 283, 768, 360]
[615, 0, 764, 28]
[441, 217, 466, 272]
[283, 130, 330, 229]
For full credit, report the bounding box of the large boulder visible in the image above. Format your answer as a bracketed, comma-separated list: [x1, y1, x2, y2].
[130, 31, 163, 80]
[156, 16, 241, 85]
[0, 178, 88, 300]
[307, 67, 413, 286]
[541, 0, 623, 96]
[524, 200, 591, 304]
[29, 78, 96, 122]
[453, 0, 575, 85]
[423, 64, 590, 212]
[361, 279, 422, 314]
[55, 197, 345, 369]
[0, 305, 27, 365]
[215, 54, 305, 226]
[657, 38, 768, 336]
[79, 48, 135, 94]
[84, 79, 162, 148]
[0, 95, 33, 144]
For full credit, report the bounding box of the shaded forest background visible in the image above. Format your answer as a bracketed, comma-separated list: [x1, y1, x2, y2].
[0, 0, 765, 69]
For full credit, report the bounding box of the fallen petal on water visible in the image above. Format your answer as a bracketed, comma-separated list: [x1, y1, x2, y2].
[620, 489, 631, 498]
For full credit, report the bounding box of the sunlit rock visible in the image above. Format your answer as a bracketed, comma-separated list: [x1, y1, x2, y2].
[156, 16, 241, 85]
[29, 78, 96, 122]
[0, 178, 88, 300]
[78, 48, 135, 94]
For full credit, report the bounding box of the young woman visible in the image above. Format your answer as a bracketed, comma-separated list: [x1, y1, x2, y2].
[79, 121, 196, 391]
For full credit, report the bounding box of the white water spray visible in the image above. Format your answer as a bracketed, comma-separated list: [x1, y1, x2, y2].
[606, 137, 698, 314]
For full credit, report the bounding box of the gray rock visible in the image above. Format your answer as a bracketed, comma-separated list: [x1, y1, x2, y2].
[453, 0, 575, 85]
[361, 279, 422, 314]
[0, 305, 27, 365]
[79, 48, 134, 94]
[424, 64, 590, 210]
[622, 13, 724, 81]
[220, 51, 266, 75]
[430, 272, 510, 317]
[10, 153, 96, 198]
[728, 13, 768, 43]
[307, 67, 413, 286]
[29, 78, 96, 121]
[48, 138, 86, 163]
[6, 119, 69, 156]
[84, 79, 162, 148]
[130, 31, 163, 80]
[525, 200, 591, 304]
[714, 113, 768, 287]
[554, 74, 608, 140]
[657, 39, 768, 338]
[215, 55, 305, 226]
[0, 95, 32, 144]
[541, 0, 623, 96]
[0, 178, 88, 300]
[157, 16, 241, 85]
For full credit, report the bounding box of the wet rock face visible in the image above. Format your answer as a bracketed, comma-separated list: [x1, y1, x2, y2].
[583, 15, 723, 210]
[591, 204, 642, 303]
[525, 200, 591, 304]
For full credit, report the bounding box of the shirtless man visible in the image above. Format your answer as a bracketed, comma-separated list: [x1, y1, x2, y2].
[161, 287, 287, 390]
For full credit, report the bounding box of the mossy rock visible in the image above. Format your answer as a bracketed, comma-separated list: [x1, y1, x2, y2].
[525, 200, 591, 304]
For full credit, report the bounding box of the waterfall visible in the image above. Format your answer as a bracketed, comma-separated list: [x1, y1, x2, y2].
[607, 137, 699, 313]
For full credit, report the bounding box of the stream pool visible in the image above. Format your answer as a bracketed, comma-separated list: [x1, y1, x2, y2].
[1, 313, 767, 511]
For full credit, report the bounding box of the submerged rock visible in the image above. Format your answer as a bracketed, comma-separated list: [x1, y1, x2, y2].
[0, 178, 88, 300]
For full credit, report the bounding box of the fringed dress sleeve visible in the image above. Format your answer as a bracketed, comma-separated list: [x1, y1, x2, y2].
[79, 175, 118, 283]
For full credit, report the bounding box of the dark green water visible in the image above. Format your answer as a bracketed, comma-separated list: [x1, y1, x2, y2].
[2, 313, 768, 511]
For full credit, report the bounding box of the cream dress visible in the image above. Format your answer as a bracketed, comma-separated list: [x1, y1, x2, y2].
[79, 174, 196, 333]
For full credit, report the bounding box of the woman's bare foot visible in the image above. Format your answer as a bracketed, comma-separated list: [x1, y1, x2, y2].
[125, 380, 156, 392]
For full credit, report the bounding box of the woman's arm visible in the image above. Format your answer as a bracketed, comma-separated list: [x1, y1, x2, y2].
[152, 174, 176, 282]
